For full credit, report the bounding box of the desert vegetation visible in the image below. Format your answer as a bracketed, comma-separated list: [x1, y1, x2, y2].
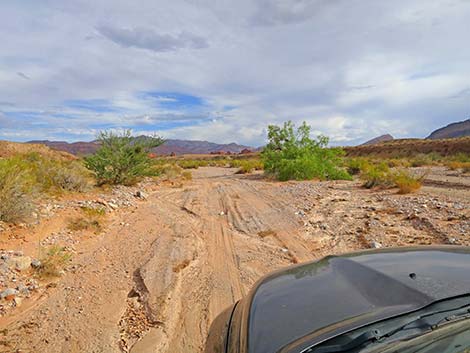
[85, 130, 164, 186]
[67, 207, 106, 233]
[0, 152, 90, 223]
[262, 121, 351, 181]
[34, 245, 72, 279]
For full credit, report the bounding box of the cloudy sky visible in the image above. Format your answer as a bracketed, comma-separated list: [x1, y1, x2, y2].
[1, 0, 469, 146]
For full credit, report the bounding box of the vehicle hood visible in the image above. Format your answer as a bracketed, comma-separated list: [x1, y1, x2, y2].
[241, 246, 470, 353]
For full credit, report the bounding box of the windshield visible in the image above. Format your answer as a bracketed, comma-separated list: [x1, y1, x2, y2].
[304, 295, 470, 353]
[373, 319, 470, 353]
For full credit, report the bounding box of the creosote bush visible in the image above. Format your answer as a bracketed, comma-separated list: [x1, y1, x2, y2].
[85, 130, 164, 185]
[262, 121, 351, 181]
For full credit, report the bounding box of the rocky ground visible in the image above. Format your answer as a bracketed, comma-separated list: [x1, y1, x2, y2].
[0, 167, 468, 353]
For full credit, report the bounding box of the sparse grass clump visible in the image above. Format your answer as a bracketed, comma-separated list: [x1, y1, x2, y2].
[262, 121, 351, 181]
[85, 130, 164, 185]
[35, 245, 72, 278]
[67, 206, 105, 233]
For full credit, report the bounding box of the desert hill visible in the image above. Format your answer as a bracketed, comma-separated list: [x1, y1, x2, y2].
[361, 134, 394, 145]
[427, 119, 470, 139]
[0, 140, 76, 160]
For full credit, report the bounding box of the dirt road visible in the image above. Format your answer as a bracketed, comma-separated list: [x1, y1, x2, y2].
[1, 167, 469, 352]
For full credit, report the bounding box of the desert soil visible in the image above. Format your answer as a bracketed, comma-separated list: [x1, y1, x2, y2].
[0, 167, 469, 353]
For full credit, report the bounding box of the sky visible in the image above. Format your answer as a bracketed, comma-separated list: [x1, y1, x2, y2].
[0, 0, 469, 146]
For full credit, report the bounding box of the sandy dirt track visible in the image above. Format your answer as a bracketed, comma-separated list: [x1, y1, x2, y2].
[1, 167, 469, 353]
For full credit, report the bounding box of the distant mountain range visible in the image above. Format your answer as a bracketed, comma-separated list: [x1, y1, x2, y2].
[27, 119, 470, 154]
[361, 134, 394, 145]
[426, 119, 470, 139]
[28, 138, 254, 156]
[361, 118, 470, 145]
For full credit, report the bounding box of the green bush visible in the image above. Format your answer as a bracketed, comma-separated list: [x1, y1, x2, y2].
[85, 130, 164, 185]
[262, 121, 351, 181]
[346, 157, 370, 175]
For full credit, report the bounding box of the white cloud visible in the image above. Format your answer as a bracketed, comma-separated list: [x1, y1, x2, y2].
[1, 0, 470, 145]
[96, 25, 208, 52]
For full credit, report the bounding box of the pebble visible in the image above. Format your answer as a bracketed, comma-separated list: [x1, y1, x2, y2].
[370, 241, 383, 249]
[31, 259, 42, 268]
[7, 256, 32, 271]
[0, 288, 18, 299]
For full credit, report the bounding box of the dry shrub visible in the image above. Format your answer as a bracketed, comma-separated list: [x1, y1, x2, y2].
[0, 162, 34, 222]
[35, 245, 72, 278]
[447, 161, 470, 172]
[393, 170, 424, 194]
[231, 159, 264, 174]
[181, 171, 192, 180]
[67, 206, 105, 233]
[360, 162, 394, 189]
[161, 164, 183, 180]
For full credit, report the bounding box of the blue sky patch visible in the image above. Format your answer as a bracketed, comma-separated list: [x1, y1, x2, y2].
[141, 91, 206, 110]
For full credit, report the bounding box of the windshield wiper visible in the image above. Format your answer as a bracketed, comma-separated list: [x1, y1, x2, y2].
[311, 330, 382, 353]
[306, 302, 470, 353]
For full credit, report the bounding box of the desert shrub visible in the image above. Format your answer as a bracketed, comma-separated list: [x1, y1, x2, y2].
[85, 130, 164, 185]
[160, 164, 183, 180]
[0, 154, 91, 222]
[231, 159, 263, 174]
[182, 171, 193, 180]
[0, 161, 34, 222]
[346, 157, 370, 175]
[450, 153, 470, 163]
[49, 161, 90, 192]
[67, 206, 105, 233]
[393, 170, 424, 194]
[262, 121, 351, 181]
[35, 245, 72, 278]
[386, 158, 411, 168]
[447, 161, 470, 172]
[410, 154, 436, 167]
[360, 162, 394, 189]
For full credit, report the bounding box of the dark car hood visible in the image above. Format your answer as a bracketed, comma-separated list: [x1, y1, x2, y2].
[240, 246, 470, 353]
